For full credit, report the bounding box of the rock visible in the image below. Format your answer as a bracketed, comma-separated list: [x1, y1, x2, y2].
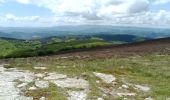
[39, 97, 46, 100]
[19, 73, 34, 83]
[17, 83, 27, 88]
[97, 97, 103, 100]
[16, 96, 33, 100]
[122, 85, 129, 89]
[96, 80, 100, 83]
[135, 85, 150, 92]
[67, 91, 87, 100]
[145, 97, 153, 100]
[44, 73, 67, 80]
[167, 98, 170, 100]
[35, 81, 49, 88]
[34, 67, 47, 70]
[0, 65, 35, 99]
[117, 93, 136, 97]
[35, 73, 45, 78]
[93, 72, 116, 84]
[29, 86, 37, 90]
[51, 78, 89, 89]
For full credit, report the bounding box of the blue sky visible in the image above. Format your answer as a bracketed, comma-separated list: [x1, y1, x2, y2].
[0, 0, 170, 27]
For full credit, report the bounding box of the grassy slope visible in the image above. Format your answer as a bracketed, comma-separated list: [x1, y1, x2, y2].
[2, 40, 111, 58]
[6, 54, 170, 99]
[0, 39, 17, 57]
[0, 34, 147, 58]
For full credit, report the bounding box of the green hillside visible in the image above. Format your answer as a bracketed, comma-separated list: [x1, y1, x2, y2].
[0, 39, 17, 57]
[0, 34, 149, 59]
[0, 38, 111, 58]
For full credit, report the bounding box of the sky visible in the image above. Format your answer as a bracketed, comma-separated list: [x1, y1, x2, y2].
[0, 0, 170, 27]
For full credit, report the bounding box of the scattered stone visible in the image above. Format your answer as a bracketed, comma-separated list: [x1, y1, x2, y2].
[44, 73, 67, 80]
[102, 94, 107, 97]
[15, 96, 33, 100]
[93, 72, 116, 84]
[166, 98, 170, 100]
[39, 97, 46, 100]
[60, 56, 69, 59]
[118, 87, 123, 89]
[122, 85, 129, 89]
[0, 65, 34, 99]
[35, 73, 45, 78]
[67, 91, 87, 100]
[17, 83, 27, 88]
[34, 67, 47, 70]
[19, 73, 34, 83]
[135, 85, 150, 92]
[29, 86, 37, 90]
[51, 78, 89, 89]
[96, 80, 100, 83]
[97, 97, 103, 100]
[35, 81, 49, 88]
[117, 93, 136, 97]
[145, 97, 153, 100]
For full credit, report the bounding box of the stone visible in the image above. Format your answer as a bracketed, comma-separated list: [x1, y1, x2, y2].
[98, 98, 103, 100]
[15, 96, 33, 100]
[35, 73, 45, 78]
[29, 86, 37, 90]
[135, 85, 150, 92]
[145, 97, 153, 100]
[35, 81, 49, 88]
[67, 91, 87, 100]
[122, 85, 129, 89]
[93, 72, 116, 84]
[34, 67, 47, 70]
[44, 73, 67, 80]
[39, 97, 46, 100]
[17, 83, 27, 88]
[51, 78, 89, 89]
[0, 65, 34, 99]
[117, 93, 136, 97]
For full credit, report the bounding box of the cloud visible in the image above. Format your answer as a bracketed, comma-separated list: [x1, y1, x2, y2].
[1, 0, 169, 27]
[6, 14, 17, 21]
[128, 0, 149, 13]
[0, 0, 4, 4]
[153, 0, 170, 5]
[16, 0, 150, 20]
[16, 0, 30, 4]
[5, 14, 40, 21]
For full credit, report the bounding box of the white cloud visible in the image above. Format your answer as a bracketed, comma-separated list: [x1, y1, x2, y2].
[16, 0, 30, 4]
[1, 0, 169, 27]
[0, 0, 4, 4]
[6, 14, 17, 21]
[153, 0, 170, 5]
[2, 10, 170, 27]
[5, 14, 40, 21]
[16, 0, 150, 20]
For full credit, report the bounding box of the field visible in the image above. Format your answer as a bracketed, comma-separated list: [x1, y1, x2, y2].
[0, 37, 169, 100]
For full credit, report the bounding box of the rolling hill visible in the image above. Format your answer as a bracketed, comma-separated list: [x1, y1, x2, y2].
[0, 26, 170, 39]
[0, 34, 150, 58]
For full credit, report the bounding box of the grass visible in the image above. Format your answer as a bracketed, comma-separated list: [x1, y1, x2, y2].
[4, 54, 170, 99]
[1, 39, 111, 58]
[0, 39, 17, 57]
[24, 83, 67, 100]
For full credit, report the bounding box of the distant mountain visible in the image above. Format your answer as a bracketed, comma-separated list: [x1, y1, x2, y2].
[0, 26, 170, 39]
